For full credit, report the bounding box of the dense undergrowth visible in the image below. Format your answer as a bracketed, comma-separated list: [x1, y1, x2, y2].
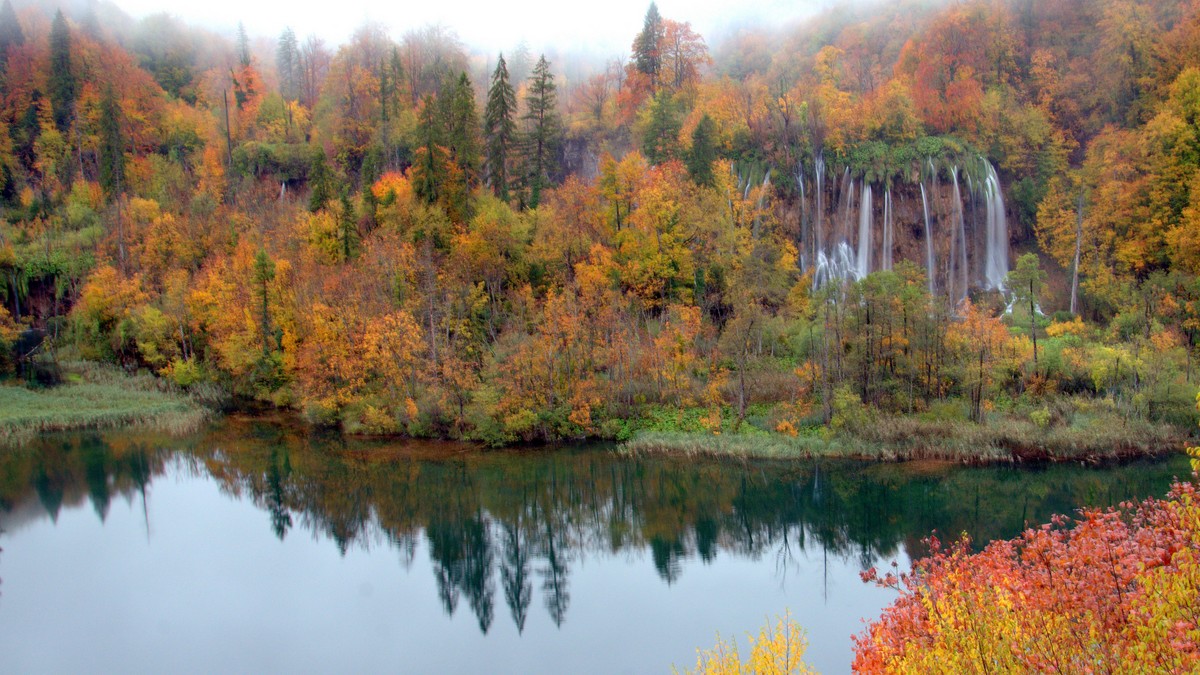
[853, 478, 1200, 672]
[2, 1, 1200, 450]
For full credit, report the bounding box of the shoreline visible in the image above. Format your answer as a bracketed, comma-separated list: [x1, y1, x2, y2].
[5, 372, 1190, 466]
[619, 419, 1189, 465]
[0, 363, 212, 446]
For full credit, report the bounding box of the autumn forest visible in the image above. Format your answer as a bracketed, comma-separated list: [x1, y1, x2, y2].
[1, 0, 1200, 452]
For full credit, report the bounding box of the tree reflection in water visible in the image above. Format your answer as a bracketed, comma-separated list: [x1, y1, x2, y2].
[0, 417, 1190, 634]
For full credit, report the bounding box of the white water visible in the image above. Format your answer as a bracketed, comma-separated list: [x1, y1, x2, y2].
[920, 182, 934, 296]
[882, 188, 893, 271]
[797, 166, 807, 269]
[951, 166, 968, 305]
[812, 241, 860, 290]
[838, 169, 852, 245]
[815, 152, 825, 257]
[856, 183, 872, 278]
[982, 160, 1009, 290]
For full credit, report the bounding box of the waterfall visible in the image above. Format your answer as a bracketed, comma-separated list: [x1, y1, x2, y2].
[882, 188, 893, 271]
[812, 241, 860, 290]
[757, 169, 772, 210]
[856, 183, 872, 278]
[837, 168, 852, 244]
[951, 166, 968, 305]
[920, 182, 935, 296]
[753, 169, 771, 239]
[982, 160, 1009, 290]
[797, 165, 807, 270]
[815, 152, 825, 257]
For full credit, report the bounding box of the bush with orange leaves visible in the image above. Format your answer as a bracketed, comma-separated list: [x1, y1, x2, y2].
[853, 481, 1200, 673]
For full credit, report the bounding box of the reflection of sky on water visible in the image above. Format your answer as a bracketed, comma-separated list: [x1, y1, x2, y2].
[0, 463, 892, 674]
[0, 423, 1188, 674]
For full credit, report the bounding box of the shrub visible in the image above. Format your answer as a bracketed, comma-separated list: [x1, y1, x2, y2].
[854, 482, 1200, 673]
[680, 612, 815, 675]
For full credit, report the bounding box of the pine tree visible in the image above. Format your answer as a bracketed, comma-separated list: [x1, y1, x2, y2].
[252, 248, 276, 357]
[379, 56, 391, 124]
[633, 2, 664, 89]
[687, 114, 718, 187]
[338, 191, 358, 262]
[413, 94, 447, 205]
[521, 55, 561, 208]
[389, 48, 405, 116]
[484, 54, 517, 201]
[0, 0, 24, 68]
[98, 85, 125, 201]
[276, 28, 300, 101]
[308, 149, 334, 213]
[360, 146, 382, 230]
[49, 10, 75, 133]
[642, 91, 681, 165]
[237, 22, 251, 68]
[445, 72, 480, 185]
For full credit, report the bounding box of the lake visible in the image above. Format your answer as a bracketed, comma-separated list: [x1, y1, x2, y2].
[0, 415, 1191, 674]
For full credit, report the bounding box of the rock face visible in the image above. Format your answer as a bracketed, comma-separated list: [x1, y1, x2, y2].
[797, 156, 1010, 296]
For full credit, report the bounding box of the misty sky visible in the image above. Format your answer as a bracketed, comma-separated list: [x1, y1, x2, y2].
[106, 0, 831, 53]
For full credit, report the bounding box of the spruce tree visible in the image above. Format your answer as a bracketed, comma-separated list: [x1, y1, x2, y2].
[413, 94, 446, 205]
[687, 114, 718, 187]
[49, 10, 75, 133]
[360, 146, 382, 230]
[633, 3, 664, 89]
[338, 191, 358, 262]
[252, 249, 276, 357]
[521, 55, 561, 208]
[445, 72, 480, 185]
[0, 0, 24, 68]
[484, 54, 517, 201]
[642, 91, 681, 165]
[379, 56, 390, 124]
[276, 28, 300, 101]
[98, 86, 125, 201]
[237, 22, 251, 68]
[308, 149, 334, 212]
[389, 48, 405, 115]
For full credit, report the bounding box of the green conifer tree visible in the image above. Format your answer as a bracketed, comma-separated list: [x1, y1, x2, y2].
[521, 55, 561, 208]
[98, 86, 125, 201]
[687, 114, 718, 187]
[0, 0, 25, 68]
[484, 54, 517, 201]
[49, 10, 76, 133]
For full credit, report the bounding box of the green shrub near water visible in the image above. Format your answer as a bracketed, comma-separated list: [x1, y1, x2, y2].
[624, 402, 1186, 463]
[0, 362, 212, 445]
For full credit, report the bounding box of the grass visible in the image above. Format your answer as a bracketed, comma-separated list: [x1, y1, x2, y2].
[0, 361, 212, 446]
[622, 407, 1188, 464]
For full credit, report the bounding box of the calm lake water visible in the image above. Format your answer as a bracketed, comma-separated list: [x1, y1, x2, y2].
[0, 415, 1192, 674]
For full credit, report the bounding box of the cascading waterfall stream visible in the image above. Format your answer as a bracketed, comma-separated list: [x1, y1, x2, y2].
[815, 152, 825, 257]
[812, 241, 860, 289]
[802, 153, 1010, 298]
[797, 166, 807, 270]
[982, 160, 1009, 290]
[951, 166, 968, 305]
[920, 181, 935, 296]
[856, 183, 872, 278]
[882, 188, 893, 271]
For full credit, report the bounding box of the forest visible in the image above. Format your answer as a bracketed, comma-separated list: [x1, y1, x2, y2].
[2, 0, 1200, 451]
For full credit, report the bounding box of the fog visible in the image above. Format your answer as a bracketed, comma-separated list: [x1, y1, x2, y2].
[100, 0, 835, 55]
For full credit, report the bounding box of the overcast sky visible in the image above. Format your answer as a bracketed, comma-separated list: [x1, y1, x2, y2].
[105, 0, 832, 54]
